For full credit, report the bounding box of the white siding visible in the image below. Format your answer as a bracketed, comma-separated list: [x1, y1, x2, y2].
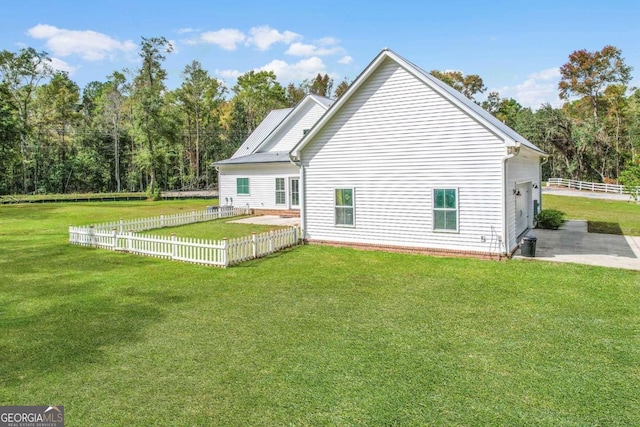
[506, 148, 542, 252]
[258, 101, 327, 153]
[218, 164, 299, 210]
[301, 58, 508, 254]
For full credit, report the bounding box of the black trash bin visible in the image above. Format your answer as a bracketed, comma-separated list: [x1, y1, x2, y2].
[520, 236, 537, 257]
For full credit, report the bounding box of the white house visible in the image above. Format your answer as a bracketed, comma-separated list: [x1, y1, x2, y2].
[214, 94, 333, 215]
[218, 49, 546, 257]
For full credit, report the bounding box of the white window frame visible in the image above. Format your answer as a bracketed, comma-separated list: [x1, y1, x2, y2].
[334, 188, 355, 227]
[433, 188, 459, 233]
[236, 177, 250, 195]
[290, 177, 300, 208]
[275, 177, 286, 205]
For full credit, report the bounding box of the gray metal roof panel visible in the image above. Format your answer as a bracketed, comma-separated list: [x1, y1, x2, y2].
[230, 108, 292, 159]
[308, 94, 334, 109]
[214, 151, 291, 166]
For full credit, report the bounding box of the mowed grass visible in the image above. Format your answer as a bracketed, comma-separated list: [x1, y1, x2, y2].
[142, 216, 286, 240]
[543, 194, 640, 235]
[1, 201, 639, 425]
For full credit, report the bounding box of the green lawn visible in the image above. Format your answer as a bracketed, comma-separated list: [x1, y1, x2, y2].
[1, 201, 639, 425]
[141, 216, 285, 240]
[543, 194, 640, 235]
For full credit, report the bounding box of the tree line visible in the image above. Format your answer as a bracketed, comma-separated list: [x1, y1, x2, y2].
[0, 39, 638, 196]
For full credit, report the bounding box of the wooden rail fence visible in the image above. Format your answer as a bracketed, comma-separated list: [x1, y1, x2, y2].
[69, 206, 301, 267]
[547, 177, 639, 195]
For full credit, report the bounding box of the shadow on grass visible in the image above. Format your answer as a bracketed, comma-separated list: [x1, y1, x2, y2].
[0, 285, 186, 387]
[234, 245, 302, 268]
[588, 221, 624, 235]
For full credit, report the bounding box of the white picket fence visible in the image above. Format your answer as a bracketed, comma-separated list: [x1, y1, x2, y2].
[86, 205, 248, 234]
[69, 207, 302, 267]
[547, 177, 640, 195]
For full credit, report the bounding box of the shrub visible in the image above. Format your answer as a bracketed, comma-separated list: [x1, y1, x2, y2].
[619, 165, 640, 202]
[146, 184, 162, 201]
[535, 209, 566, 230]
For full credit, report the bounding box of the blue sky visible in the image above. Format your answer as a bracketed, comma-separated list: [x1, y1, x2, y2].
[3, 0, 639, 108]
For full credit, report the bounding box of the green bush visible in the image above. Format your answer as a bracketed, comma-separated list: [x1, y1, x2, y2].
[146, 184, 162, 201]
[535, 209, 566, 230]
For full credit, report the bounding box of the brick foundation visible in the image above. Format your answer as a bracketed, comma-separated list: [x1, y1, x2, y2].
[252, 209, 300, 218]
[305, 239, 507, 260]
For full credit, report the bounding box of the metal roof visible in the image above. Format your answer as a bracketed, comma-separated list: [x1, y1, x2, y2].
[307, 94, 334, 109]
[230, 108, 292, 159]
[213, 151, 291, 166]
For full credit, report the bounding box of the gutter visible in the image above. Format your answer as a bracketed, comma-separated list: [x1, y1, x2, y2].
[502, 142, 521, 257]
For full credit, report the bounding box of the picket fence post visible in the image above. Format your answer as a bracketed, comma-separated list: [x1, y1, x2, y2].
[89, 226, 96, 247]
[252, 232, 258, 258]
[222, 238, 228, 267]
[126, 230, 132, 252]
[269, 230, 274, 253]
[172, 233, 177, 260]
[112, 228, 118, 250]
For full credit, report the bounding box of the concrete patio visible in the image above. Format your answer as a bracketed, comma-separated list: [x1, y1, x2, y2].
[229, 215, 300, 227]
[514, 220, 640, 271]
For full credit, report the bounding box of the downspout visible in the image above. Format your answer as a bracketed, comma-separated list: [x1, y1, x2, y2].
[539, 156, 549, 212]
[502, 143, 521, 257]
[289, 155, 305, 239]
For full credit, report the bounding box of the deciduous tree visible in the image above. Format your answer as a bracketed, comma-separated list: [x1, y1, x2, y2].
[430, 70, 486, 101]
[558, 45, 632, 125]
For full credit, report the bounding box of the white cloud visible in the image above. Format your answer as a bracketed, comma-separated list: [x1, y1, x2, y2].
[215, 68, 242, 79]
[27, 24, 136, 61]
[49, 57, 77, 74]
[338, 55, 353, 64]
[247, 25, 300, 51]
[176, 27, 197, 34]
[285, 42, 343, 57]
[257, 56, 326, 81]
[200, 28, 246, 50]
[528, 67, 560, 81]
[316, 37, 339, 46]
[493, 67, 562, 109]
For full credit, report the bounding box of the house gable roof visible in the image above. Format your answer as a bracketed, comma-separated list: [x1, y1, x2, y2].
[253, 94, 334, 154]
[290, 49, 545, 158]
[230, 108, 292, 159]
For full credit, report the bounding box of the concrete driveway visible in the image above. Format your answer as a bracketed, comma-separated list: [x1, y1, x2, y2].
[514, 220, 640, 271]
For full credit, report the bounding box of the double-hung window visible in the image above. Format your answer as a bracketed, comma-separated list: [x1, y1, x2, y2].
[236, 178, 249, 195]
[433, 188, 458, 231]
[275, 178, 286, 205]
[335, 188, 354, 226]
